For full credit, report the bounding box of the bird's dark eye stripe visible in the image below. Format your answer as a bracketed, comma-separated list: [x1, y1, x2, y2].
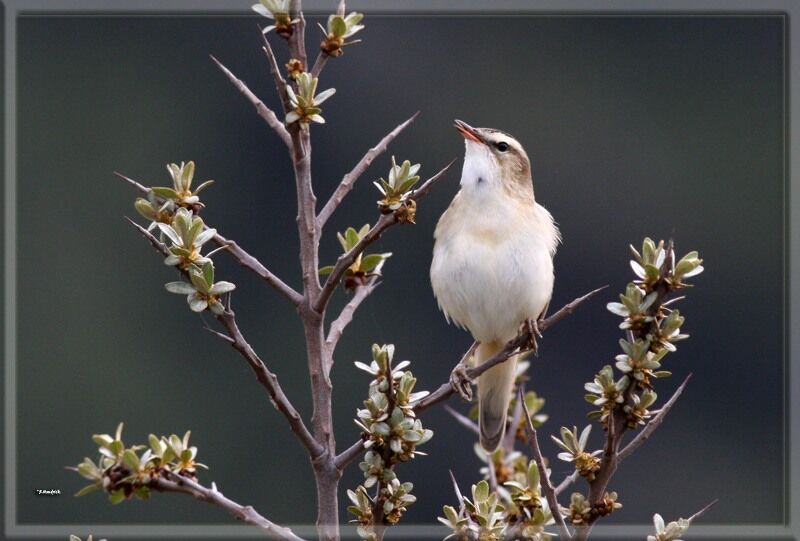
[495, 141, 509, 152]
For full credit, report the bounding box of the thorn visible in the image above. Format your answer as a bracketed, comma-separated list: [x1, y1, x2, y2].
[448, 470, 465, 507]
[204, 326, 234, 344]
[688, 498, 719, 523]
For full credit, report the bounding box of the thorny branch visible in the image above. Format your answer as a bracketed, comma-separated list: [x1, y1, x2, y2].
[259, 30, 291, 112]
[334, 285, 608, 471]
[618, 374, 691, 462]
[125, 218, 322, 459]
[415, 286, 609, 412]
[209, 55, 292, 149]
[521, 389, 572, 541]
[150, 472, 307, 541]
[115, 172, 302, 306]
[325, 277, 379, 357]
[316, 111, 420, 228]
[314, 160, 455, 312]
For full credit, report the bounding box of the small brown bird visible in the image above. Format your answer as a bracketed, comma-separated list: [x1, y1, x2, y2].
[430, 120, 560, 452]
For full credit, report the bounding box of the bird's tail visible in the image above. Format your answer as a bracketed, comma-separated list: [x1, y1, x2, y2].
[475, 340, 518, 452]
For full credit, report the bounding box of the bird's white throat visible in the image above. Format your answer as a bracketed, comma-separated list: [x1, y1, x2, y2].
[460, 141, 498, 191]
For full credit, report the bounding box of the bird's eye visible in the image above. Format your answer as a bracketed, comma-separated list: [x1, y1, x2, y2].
[495, 141, 509, 152]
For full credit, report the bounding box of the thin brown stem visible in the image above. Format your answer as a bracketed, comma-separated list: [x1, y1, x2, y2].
[125, 218, 322, 459]
[210, 55, 291, 149]
[555, 471, 579, 497]
[315, 161, 454, 312]
[316, 112, 420, 228]
[334, 439, 365, 470]
[310, 53, 329, 78]
[288, 0, 307, 66]
[218, 309, 324, 458]
[687, 499, 719, 522]
[521, 389, 571, 541]
[415, 286, 608, 412]
[444, 405, 480, 436]
[618, 374, 691, 462]
[115, 172, 302, 306]
[325, 278, 379, 359]
[150, 472, 307, 541]
[259, 30, 290, 112]
[214, 233, 303, 306]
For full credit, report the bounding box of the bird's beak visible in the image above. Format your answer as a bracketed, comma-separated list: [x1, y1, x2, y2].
[454, 119, 484, 145]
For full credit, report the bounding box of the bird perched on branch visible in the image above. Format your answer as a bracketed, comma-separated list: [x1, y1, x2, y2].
[430, 120, 560, 452]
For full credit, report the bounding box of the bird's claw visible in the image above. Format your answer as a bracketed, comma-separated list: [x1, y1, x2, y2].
[450, 363, 474, 402]
[522, 318, 543, 355]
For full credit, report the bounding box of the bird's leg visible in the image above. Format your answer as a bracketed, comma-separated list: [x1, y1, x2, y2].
[522, 318, 542, 355]
[450, 341, 479, 401]
[521, 302, 549, 355]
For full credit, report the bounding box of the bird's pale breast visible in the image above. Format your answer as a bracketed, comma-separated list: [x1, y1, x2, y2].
[430, 194, 556, 343]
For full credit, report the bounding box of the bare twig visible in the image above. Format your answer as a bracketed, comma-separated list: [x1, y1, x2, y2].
[149, 472, 307, 541]
[554, 471, 579, 497]
[687, 499, 719, 522]
[444, 405, 479, 436]
[214, 233, 304, 306]
[259, 30, 290, 112]
[203, 325, 235, 344]
[314, 160, 454, 312]
[210, 54, 292, 149]
[115, 172, 303, 306]
[408, 158, 457, 201]
[288, 0, 307, 66]
[618, 374, 692, 462]
[217, 309, 324, 458]
[521, 388, 571, 541]
[310, 53, 329, 78]
[316, 112, 420, 228]
[415, 286, 608, 412]
[334, 438, 365, 470]
[325, 278, 379, 357]
[125, 218, 323, 460]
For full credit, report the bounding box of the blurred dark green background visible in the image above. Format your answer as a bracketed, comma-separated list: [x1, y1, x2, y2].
[13, 12, 784, 538]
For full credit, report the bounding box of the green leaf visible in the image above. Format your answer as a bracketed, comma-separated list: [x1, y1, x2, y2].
[109, 440, 124, 456]
[108, 489, 126, 505]
[134, 486, 151, 500]
[151, 187, 179, 200]
[194, 179, 214, 194]
[165, 281, 196, 295]
[189, 269, 208, 293]
[336, 232, 348, 251]
[360, 253, 390, 272]
[92, 434, 113, 447]
[318, 266, 334, 275]
[202, 261, 215, 288]
[330, 15, 347, 36]
[134, 198, 156, 220]
[122, 449, 140, 470]
[188, 216, 204, 245]
[209, 281, 236, 296]
[473, 480, 489, 502]
[345, 227, 360, 249]
[157, 224, 182, 246]
[188, 295, 208, 313]
[397, 176, 419, 194]
[74, 483, 100, 497]
[182, 160, 195, 189]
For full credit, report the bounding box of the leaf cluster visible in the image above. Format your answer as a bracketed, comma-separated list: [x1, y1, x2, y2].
[73, 423, 206, 505]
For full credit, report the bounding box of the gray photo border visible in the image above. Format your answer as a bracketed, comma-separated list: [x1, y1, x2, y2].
[2, 0, 796, 539]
